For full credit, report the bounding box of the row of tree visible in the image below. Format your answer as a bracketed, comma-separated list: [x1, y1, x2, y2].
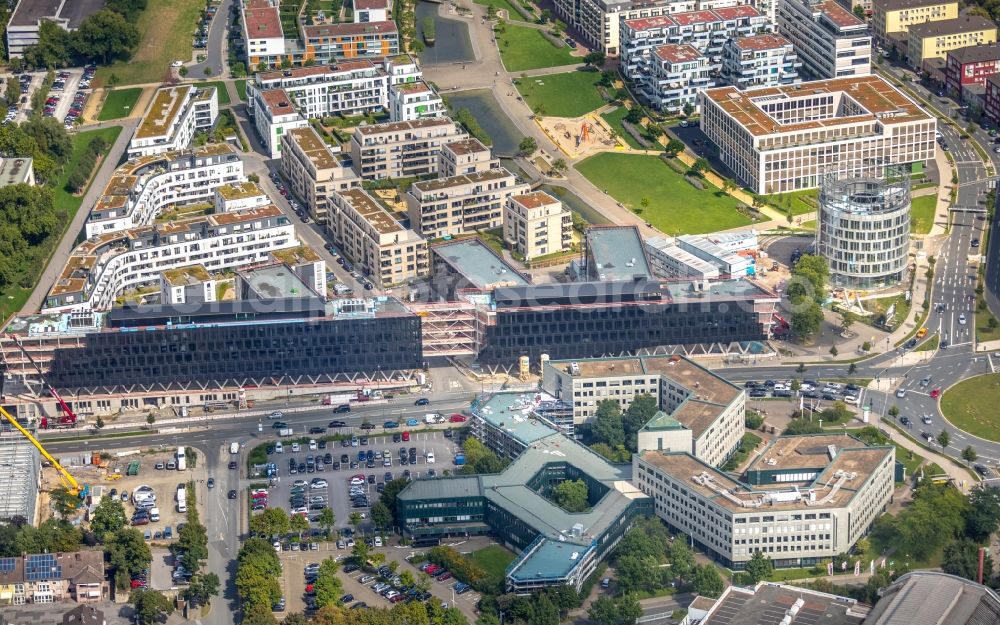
[787, 254, 829, 340]
[458, 437, 510, 475]
[273, 594, 468, 625]
[478, 586, 582, 625]
[613, 517, 725, 599]
[17, 0, 147, 69]
[237, 537, 285, 624]
[589, 394, 659, 459]
[0, 517, 83, 556]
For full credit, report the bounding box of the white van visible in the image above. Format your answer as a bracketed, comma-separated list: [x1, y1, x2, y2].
[275, 441, 283, 453]
[426, 452, 435, 464]
[149, 507, 160, 522]
[230, 442, 239, 455]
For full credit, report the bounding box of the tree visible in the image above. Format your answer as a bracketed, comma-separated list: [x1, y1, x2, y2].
[540, 8, 552, 22]
[693, 565, 724, 598]
[250, 507, 290, 537]
[664, 138, 685, 157]
[349, 511, 362, 530]
[962, 445, 978, 465]
[682, 102, 695, 117]
[314, 557, 344, 609]
[943, 539, 993, 582]
[49, 486, 80, 519]
[589, 442, 631, 463]
[938, 430, 951, 449]
[289, 512, 309, 538]
[588, 594, 642, 625]
[91, 497, 127, 539]
[647, 124, 664, 140]
[372, 501, 392, 530]
[744, 551, 773, 584]
[4, 79, 19, 109]
[351, 539, 370, 566]
[518, 136, 537, 155]
[791, 300, 824, 340]
[95, 415, 105, 429]
[888, 404, 900, 420]
[317, 507, 336, 536]
[853, 4, 866, 18]
[829, 345, 838, 357]
[185, 572, 220, 607]
[132, 589, 173, 625]
[552, 479, 588, 512]
[625, 106, 644, 125]
[146, 413, 155, 427]
[839, 310, 856, 333]
[623, 394, 657, 450]
[236, 539, 282, 611]
[591, 400, 625, 447]
[667, 537, 696, 582]
[722, 179, 737, 195]
[965, 486, 1000, 541]
[242, 604, 278, 625]
[583, 51, 606, 68]
[690, 158, 710, 176]
[73, 9, 140, 64]
[550, 158, 568, 176]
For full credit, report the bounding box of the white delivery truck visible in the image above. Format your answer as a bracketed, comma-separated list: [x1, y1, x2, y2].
[176, 447, 186, 471]
[230, 442, 239, 454]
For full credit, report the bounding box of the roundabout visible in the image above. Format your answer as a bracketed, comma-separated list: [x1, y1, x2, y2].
[940, 373, 1000, 443]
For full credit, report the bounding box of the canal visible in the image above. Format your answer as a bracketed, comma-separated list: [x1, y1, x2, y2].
[416, 1, 475, 65]
[445, 89, 522, 155]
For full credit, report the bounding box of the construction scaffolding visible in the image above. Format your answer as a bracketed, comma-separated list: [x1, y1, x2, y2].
[0, 429, 41, 522]
[409, 301, 493, 357]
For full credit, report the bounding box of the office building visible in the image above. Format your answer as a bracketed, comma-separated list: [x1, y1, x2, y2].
[817, 168, 911, 289]
[645, 236, 722, 281]
[388, 80, 446, 122]
[503, 191, 573, 260]
[300, 20, 399, 65]
[542, 355, 746, 466]
[699, 75, 936, 193]
[127, 85, 219, 159]
[242, 0, 286, 69]
[871, 0, 958, 44]
[437, 138, 498, 177]
[0, 552, 105, 604]
[721, 33, 802, 88]
[776, 0, 871, 79]
[405, 169, 529, 239]
[85, 144, 244, 238]
[44, 204, 300, 313]
[329, 188, 429, 288]
[635, 432, 896, 568]
[640, 44, 714, 112]
[0, 157, 34, 187]
[690, 582, 866, 625]
[907, 16, 997, 68]
[429, 238, 531, 300]
[397, 390, 652, 592]
[945, 43, 1000, 99]
[864, 572, 1000, 625]
[349, 118, 467, 180]
[6, 0, 106, 58]
[280, 126, 360, 225]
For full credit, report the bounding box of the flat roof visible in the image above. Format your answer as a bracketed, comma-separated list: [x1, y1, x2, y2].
[622, 15, 674, 31]
[745, 433, 863, 472]
[216, 182, 265, 201]
[507, 540, 595, 582]
[587, 226, 652, 282]
[817, 0, 865, 28]
[653, 43, 702, 64]
[908, 15, 996, 38]
[162, 264, 211, 287]
[431, 238, 530, 289]
[241, 264, 314, 299]
[473, 391, 563, 446]
[355, 0, 390, 9]
[444, 138, 489, 156]
[411, 168, 514, 194]
[875, 0, 956, 11]
[10, 0, 105, 29]
[510, 191, 559, 210]
[272, 245, 321, 266]
[337, 188, 404, 235]
[702, 583, 863, 625]
[355, 117, 455, 136]
[136, 85, 193, 139]
[286, 126, 339, 169]
[261, 89, 296, 116]
[864, 572, 1000, 625]
[244, 4, 283, 39]
[0, 157, 32, 186]
[733, 33, 793, 51]
[394, 80, 432, 93]
[702, 75, 932, 137]
[303, 20, 397, 37]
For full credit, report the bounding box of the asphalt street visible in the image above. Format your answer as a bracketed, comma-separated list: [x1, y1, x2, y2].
[188, 0, 233, 78]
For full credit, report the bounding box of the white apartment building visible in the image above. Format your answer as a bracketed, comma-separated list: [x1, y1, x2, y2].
[251, 88, 309, 159]
[128, 86, 219, 159]
[438, 138, 499, 177]
[645, 236, 722, 280]
[699, 75, 936, 193]
[634, 433, 895, 569]
[721, 33, 802, 88]
[776, 0, 871, 79]
[280, 126, 360, 225]
[86, 144, 245, 238]
[44, 205, 298, 313]
[242, 0, 285, 69]
[213, 181, 271, 213]
[330, 188, 429, 288]
[389, 80, 445, 122]
[503, 191, 573, 260]
[349, 118, 467, 180]
[620, 7, 770, 90]
[385, 54, 422, 84]
[541, 355, 746, 468]
[405, 169, 529, 239]
[641, 44, 714, 112]
[354, 0, 391, 22]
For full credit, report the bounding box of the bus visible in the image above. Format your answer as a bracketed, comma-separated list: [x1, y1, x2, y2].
[176, 447, 186, 471]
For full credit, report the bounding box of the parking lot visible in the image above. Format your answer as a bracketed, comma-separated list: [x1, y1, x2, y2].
[258, 428, 462, 531]
[3, 67, 92, 127]
[743, 378, 866, 409]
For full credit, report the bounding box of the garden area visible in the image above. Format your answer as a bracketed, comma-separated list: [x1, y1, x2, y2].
[767, 189, 818, 217]
[910, 195, 937, 234]
[469, 545, 516, 583]
[97, 87, 143, 121]
[235, 79, 248, 101]
[515, 71, 605, 118]
[940, 374, 1000, 442]
[96, 0, 206, 86]
[601, 106, 648, 149]
[576, 153, 753, 234]
[496, 22, 576, 72]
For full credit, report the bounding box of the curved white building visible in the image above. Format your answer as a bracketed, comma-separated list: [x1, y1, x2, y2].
[817, 168, 911, 289]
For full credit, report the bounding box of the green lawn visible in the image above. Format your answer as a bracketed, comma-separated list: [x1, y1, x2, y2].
[893, 442, 924, 479]
[470, 545, 516, 582]
[497, 23, 576, 72]
[576, 153, 752, 234]
[474, 0, 523, 16]
[235, 79, 248, 101]
[97, 88, 142, 121]
[768, 189, 818, 216]
[95, 0, 205, 86]
[940, 374, 1000, 442]
[910, 194, 937, 234]
[915, 334, 939, 352]
[601, 106, 644, 149]
[194, 80, 232, 105]
[516, 71, 604, 118]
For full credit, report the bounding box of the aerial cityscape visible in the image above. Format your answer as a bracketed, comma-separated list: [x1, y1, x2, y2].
[3, 0, 1000, 624]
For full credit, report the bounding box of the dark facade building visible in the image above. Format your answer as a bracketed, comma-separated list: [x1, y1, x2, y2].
[946, 43, 1000, 97]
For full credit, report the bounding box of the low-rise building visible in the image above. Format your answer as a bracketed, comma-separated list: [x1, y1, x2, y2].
[85, 144, 244, 238]
[0, 157, 34, 187]
[242, 0, 286, 69]
[645, 236, 721, 281]
[582, 225, 653, 282]
[161, 264, 217, 306]
[280, 126, 360, 225]
[0, 552, 106, 604]
[776, 0, 871, 79]
[330, 188, 429, 288]
[864, 572, 1000, 625]
[301, 21, 399, 65]
[6, 0, 105, 58]
[907, 15, 997, 68]
[349, 118, 467, 180]
[428, 238, 530, 300]
[872, 0, 958, 45]
[388, 80, 445, 122]
[721, 33, 802, 88]
[503, 191, 573, 260]
[699, 75, 936, 193]
[405, 169, 529, 239]
[437, 138, 498, 177]
[945, 43, 1000, 98]
[635, 432, 896, 569]
[270, 245, 329, 298]
[127, 85, 219, 159]
[691, 582, 865, 624]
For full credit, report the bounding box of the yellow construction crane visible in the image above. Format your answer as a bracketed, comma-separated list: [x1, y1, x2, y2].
[0, 406, 86, 498]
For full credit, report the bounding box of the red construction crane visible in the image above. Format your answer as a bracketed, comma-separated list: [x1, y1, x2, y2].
[6, 334, 78, 429]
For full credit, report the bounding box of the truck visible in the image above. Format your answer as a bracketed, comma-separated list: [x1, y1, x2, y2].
[278, 428, 294, 437]
[176, 447, 186, 471]
[453, 453, 465, 466]
[230, 442, 239, 455]
[424, 413, 443, 424]
[322, 394, 355, 406]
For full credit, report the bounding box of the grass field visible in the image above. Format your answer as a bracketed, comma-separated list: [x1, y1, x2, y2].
[474, 0, 523, 16]
[940, 374, 1000, 441]
[601, 107, 644, 149]
[194, 80, 231, 105]
[577, 153, 752, 234]
[97, 88, 143, 120]
[497, 24, 576, 72]
[769, 189, 818, 216]
[516, 71, 604, 118]
[95, 0, 204, 86]
[235, 79, 248, 101]
[910, 194, 937, 234]
[470, 545, 516, 582]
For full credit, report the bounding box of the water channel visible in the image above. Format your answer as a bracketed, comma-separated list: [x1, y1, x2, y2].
[415, 1, 475, 65]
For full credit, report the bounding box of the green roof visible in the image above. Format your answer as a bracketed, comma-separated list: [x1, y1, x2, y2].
[640, 410, 685, 432]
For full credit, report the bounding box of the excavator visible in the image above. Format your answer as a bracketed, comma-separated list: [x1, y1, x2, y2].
[0, 405, 88, 499]
[6, 334, 79, 429]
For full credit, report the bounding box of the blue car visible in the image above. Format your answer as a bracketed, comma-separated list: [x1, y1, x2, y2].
[406, 418, 419, 426]
[383, 421, 399, 429]
[357, 451, 366, 462]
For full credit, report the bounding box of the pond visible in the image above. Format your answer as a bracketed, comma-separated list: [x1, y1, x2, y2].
[416, 1, 475, 65]
[445, 89, 522, 155]
[539, 184, 611, 225]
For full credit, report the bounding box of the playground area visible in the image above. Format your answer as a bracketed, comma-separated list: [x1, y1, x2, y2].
[538, 113, 623, 159]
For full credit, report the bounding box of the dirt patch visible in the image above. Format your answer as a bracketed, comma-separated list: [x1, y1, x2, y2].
[538, 114, 622, 160]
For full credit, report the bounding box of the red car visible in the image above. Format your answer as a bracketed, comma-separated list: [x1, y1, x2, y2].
[449, 414, 467, 423]
[930, 388, 941, 399]
[402, 431, 410, 441]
